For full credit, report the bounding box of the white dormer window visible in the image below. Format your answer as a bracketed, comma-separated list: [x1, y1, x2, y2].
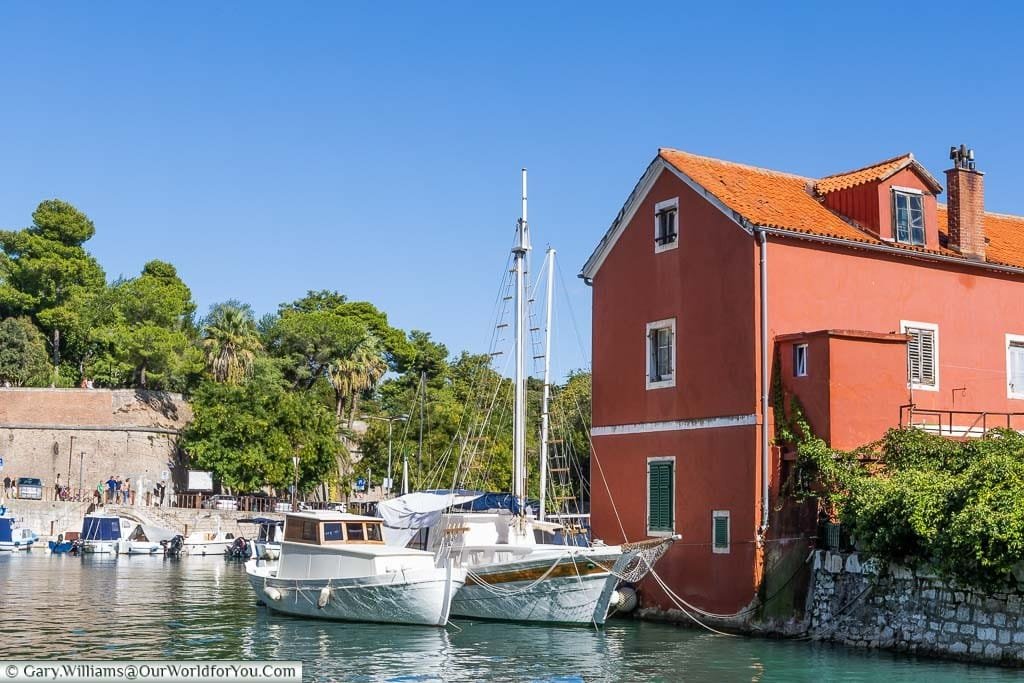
[893, 188, 925, 246]
[654, 198, 679, 253]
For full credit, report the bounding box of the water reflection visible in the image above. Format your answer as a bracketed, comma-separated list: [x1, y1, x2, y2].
[0, 552, 1019, 682]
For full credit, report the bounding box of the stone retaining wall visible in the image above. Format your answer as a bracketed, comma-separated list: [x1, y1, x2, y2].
[809, 550, 1024, 665]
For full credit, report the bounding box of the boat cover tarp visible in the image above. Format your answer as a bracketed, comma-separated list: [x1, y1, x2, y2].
[128, 524, 176, 543]
[239, 518, 284, 526]
[377, 490, 485, 547]
[82, 516, 122, 541]
[0, 518, 12, 543]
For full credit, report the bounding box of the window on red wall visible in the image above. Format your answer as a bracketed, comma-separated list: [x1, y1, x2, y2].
[893, 189, 925, 246]
[794, 344, 808, 377]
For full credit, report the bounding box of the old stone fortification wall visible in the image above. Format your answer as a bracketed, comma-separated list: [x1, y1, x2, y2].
[808, 550, 1024, 665]
[0, 388, 190, 498]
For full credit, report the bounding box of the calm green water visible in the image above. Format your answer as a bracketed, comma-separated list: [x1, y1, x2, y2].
[0, 552, 1019, 682]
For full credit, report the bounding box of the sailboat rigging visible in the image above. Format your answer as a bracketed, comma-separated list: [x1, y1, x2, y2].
[377, 169, 677, 625]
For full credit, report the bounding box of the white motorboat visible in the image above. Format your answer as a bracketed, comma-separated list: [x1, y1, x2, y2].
[245, 511, 465, 626]
[117, 523, 173, 555]
[81, 515, 136, 554]
[0, 506, 38, 551]
[183, 530, 235, 556]
[237, 517, 283, 560]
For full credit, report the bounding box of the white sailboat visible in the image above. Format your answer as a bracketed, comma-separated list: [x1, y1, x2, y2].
[379, 170, 676, 625]
[245, 511, 464, 626]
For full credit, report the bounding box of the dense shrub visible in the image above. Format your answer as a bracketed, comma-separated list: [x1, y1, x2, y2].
[793, 426, 1024, 590]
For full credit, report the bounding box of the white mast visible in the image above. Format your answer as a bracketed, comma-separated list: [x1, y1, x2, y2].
[538, 248, 555, 522]
[512, 168, 530, 512]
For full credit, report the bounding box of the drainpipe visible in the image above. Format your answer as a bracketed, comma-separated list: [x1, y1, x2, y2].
[756, 227, 770, 541]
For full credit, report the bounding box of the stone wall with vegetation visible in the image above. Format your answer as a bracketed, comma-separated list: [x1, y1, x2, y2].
[809, 550, 1024, 665]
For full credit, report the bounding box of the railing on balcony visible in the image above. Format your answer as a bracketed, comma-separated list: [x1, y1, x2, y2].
[899, 404, 1024, 437]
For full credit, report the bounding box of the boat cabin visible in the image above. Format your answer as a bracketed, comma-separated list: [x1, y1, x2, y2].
[283, 513, 384, 545]
[277, 511, 436, 581]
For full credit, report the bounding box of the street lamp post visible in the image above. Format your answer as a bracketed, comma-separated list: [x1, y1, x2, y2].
[292, 454, 301, 511]
[361, 414, 408, 497]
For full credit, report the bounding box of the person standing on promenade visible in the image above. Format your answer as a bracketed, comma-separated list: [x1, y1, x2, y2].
[106, 476, 116, 504]
[3, 476, 10, 498]
[123, 478, 132, 506]
[96, 480, 104, 505]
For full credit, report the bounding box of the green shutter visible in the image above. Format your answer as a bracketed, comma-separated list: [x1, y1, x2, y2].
[713, 513, 729, 550]
[648, 461, 674, 532]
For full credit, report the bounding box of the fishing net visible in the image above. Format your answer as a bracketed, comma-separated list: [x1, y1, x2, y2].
[613, 537, 676, 583]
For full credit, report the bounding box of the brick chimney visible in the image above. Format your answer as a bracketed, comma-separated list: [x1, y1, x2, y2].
[945, 144, 986, 261]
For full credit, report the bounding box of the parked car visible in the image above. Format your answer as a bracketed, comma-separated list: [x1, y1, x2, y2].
[17, 477, 43, 500]
[326, 502, 348, 513]
[202, 495, 238, 511]
[273, 501, 292, 512]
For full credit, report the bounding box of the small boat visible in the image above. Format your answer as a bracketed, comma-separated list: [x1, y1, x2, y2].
[0, 507, 38, 551]
[246, 511, 465, 626]
[237, 517, 283, 560]
[117, 524, 173, 555]
[182, 530, 235, 556]
[81, 515, 135, 554]
[48, 533, 75, 554]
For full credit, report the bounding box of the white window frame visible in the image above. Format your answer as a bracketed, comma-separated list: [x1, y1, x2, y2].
[646, 456, 676, 538]
[646, 318, 677, 390]
[892, 189, 926, 246]
[901, 320, 939, 392]
[1006, 334, 1024, 399]
[794, 343, 808, 378]
[712, 510, 730, 554]
[653, 197, 679, 254]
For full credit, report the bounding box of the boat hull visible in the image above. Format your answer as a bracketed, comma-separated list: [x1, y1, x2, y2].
[117, 540, 160, 555]
[83, 541, 117, 554]
[184, 541, 232, 556]
[451, 550, 623, 625]
[0, 541, 34, 552]
[246, 561, 465, 627]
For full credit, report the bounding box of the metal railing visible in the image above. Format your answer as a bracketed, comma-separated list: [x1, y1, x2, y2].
[169, 493, 287, 512]
[899, 404, 1024, 437]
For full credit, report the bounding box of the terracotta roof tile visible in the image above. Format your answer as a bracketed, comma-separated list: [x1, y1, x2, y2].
[938, 205, 1024, 269]
[658, 148, 1024, 271]
[659, 148, 868, 241]
[814, 154, 913, 194]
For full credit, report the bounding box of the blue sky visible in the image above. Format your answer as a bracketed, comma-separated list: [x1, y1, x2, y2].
[1, 2, 1022, 378]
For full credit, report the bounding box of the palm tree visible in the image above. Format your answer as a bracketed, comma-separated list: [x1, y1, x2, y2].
[328, 332, 387, 425]
[201, 306, 262, 384]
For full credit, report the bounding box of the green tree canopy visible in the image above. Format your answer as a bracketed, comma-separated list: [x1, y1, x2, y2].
[181, 360, 344, 493]
[0, 199, 106, 371]
[87, 260, 202, 390]
[0, 316, 51, 386]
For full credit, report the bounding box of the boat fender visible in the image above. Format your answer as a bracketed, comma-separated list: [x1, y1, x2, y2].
[264, 586, 282, 601]
[611, 586, 638, 613]
[317, 587, 330, 609]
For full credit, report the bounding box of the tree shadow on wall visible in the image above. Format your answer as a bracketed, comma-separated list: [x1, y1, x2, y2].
[134, 390, 180, 421]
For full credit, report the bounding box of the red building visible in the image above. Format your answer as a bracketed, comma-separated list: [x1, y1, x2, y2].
[581, 145, 1024, 616]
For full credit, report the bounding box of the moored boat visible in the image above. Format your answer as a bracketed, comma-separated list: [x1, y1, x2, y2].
[182, 530, 235, 556]
[117, 523, 173, 555]
[245, 511, 465, 626]
[0, 507, 38, 551]
[81, 515, 135, 554]
[237, 517, 283, 560]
